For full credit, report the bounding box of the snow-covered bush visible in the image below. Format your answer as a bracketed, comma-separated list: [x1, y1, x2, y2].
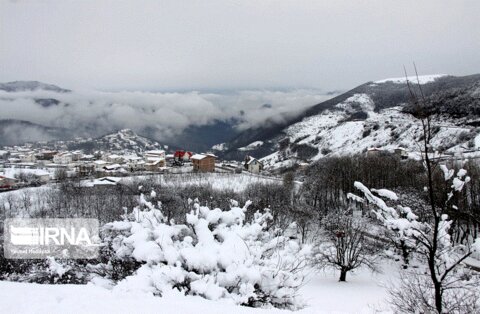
[100, 195, 311, 310]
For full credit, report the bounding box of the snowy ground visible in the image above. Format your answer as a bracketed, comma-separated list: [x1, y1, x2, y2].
[0, 263, 396, 314]
[126, 172, 281, 193]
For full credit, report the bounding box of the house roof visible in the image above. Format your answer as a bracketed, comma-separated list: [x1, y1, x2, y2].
[247, 158, 262, 165]
[145, 159, 163, 166]
[3, 168, 50, 177]
[97, 177, 122, 183]
[191, 154, 207, 160]
[0, 175, 18, 181]
[174, 151, 193, 158]
[103, 164, 122, 170]
[83, 176, 123, 187]
[145, 150, 165, 155]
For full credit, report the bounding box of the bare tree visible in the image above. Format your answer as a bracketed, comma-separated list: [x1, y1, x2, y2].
[314, 211, 379, 281]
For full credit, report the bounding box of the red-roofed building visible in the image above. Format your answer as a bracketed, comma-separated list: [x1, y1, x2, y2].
[0, 175, 18, 189]
[174, 150, 193, 162]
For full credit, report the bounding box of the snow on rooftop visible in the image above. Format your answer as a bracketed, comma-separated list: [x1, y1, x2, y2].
[145, 150, 165, 154]
[1, 168, 51, 178]
[191, 154, 207, 160]
[374, 74, 447, 85]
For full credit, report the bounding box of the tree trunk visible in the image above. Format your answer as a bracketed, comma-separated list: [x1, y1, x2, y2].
[339, 268, 347, 282]
[434, 282, 442, 314]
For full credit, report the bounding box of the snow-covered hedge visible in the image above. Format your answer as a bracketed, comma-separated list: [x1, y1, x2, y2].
[100, 195, 311, 310]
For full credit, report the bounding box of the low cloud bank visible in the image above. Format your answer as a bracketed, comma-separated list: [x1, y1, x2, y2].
[0, 88, 334, 142]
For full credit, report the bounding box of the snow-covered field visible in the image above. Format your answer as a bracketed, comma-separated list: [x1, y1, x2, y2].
[0, 263, 395, 314]
[128, 172, 281, 193]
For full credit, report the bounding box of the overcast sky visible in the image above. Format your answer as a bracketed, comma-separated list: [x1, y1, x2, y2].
[1, 0, 479, 92]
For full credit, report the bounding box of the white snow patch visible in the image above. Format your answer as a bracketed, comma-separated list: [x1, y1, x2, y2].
[212, 143, 227, 151]
[238, 141, 264, 151]
[374, 74, 447, 85]
[372, 189, 399, 201]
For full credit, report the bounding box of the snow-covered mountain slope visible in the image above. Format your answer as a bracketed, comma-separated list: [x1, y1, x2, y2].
[219, 74, 480, 168]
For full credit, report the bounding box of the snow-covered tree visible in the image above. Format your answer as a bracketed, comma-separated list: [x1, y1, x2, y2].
[99, 195, 311, 310]
[353, 164, 479, 312]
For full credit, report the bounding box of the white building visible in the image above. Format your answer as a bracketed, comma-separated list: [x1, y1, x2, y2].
[19, 153, 36, 163]
[3, 168, 51, 183]
[53, 152, 73, 164]
[244, 156, 263, 174]
[144, 150, 166, 159]
[94, 160, 109, 171]
[107, 154, 124, 163]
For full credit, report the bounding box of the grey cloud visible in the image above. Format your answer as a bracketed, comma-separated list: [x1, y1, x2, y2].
[0, 89, 332, 141]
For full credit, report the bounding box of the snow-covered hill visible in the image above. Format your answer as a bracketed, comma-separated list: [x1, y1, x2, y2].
[218, 74, 480, 169]
[65, 129, 163, 153]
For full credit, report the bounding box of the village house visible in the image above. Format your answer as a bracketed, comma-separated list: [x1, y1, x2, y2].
[53, 152, 73, 164]
[125, 156, 145, 171]
[71, 151, 83, 161]
[106, 154, 124, 163]
[7, 154, 21, 163]
[80, 176, 124, 188]
[144, 150, 166, 169]
[166, 153, 175, 165]
[80, 154, 95, 161]
[0, 175, 19, 189]
[3, 168, 51, 183]
[89, 176, 123, 187]
[191, 153, 216, 172]
[19, 153, 36, 163]
[0, 150, 10, 160]
[77, 163, 95, 177]
[244, 155, 263, 174]
[144, 150, 166, 159]
[366, 147, 383, 157]
[102, 163, 124, 172]
[94, 160, 109, 171]
[174, 150, 193, 162]
[145, 158, 165, 172]
[36, 150, 58, 160]
[394, 147, 409, 159]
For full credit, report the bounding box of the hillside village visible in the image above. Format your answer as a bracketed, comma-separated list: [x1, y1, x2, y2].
[0, 129, 273, 191]
[3, 126, 479, 193]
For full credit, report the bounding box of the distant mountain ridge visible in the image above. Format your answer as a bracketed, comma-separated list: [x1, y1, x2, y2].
[215, 74, 480, 166]
[0, 81, 71, 93]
